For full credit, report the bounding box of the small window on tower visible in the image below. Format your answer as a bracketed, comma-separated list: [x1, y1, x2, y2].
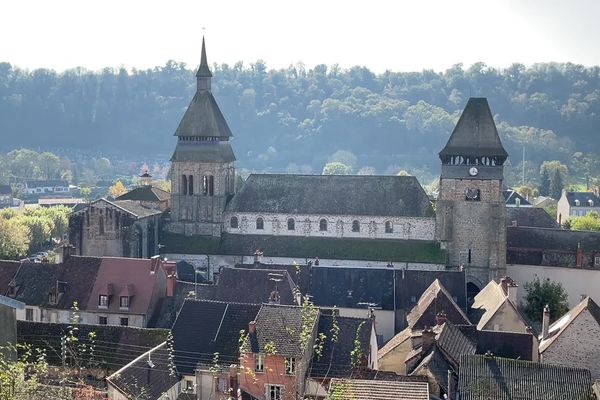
[319, 219, 328, 231]
[182, 175, 188, 195]
[230, 216, 238, 229]
[352, 220, 360, 232]
[385, 221, 393, 233]
[287, 218, 295, 231]
[188, 175, 194, 195]
[256, 217, 264, 230]
[209, 175, 214, 196]
[202, 175, 208, 195]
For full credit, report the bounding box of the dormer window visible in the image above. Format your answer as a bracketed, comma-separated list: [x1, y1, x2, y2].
[515, 198, 521, 207]
[589, 199, 594, 207]
[119, 296, 130, 309]
[48, 292, 57, 305]
[98, 295, 108, 308]
[7, 282, 16, 297]
[575, 199, 580, 206]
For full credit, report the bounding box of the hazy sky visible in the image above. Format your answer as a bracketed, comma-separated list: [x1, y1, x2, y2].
[2, 0, 600, 73]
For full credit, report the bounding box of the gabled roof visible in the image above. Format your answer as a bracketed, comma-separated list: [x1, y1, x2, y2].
[396, 269, 467, 311]
[565, 191, 600, 207]
[505, 207, 558, 228]
[406, 279, 470, 329]
[213, 267, 297, 305]
[377, 327, 412, 360]
[116, 186, 170, 202]
[410, 345, 453, 393]
[503, 189, 531, 206]
[71, 198, 163, 219]
[244, 304, 313, 358]
[44, 256, 102, 310]
[458, 354, 594, 400]
[439, 98, 507, 158]
[173, 90, 232, 138]
[226, 174, 434, 217]
[11, 262, 57, 305]
[435, 322, 476, 366]
[172, 300, 260, 375]
[469, 280, 527, 331]
[540, 296, 600, 353]
[310, 315, 372, 378]
[87, 257, 164, 315]
[328, 378, 429, 400]
[107, 342, 179, 400]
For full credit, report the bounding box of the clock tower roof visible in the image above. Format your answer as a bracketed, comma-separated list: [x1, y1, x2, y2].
[439, 97, 508, 159]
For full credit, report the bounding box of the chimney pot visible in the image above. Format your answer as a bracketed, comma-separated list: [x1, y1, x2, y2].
[248, 321, 256, 334]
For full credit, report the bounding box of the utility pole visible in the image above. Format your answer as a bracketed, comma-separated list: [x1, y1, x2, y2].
[522, 146, 525, 186]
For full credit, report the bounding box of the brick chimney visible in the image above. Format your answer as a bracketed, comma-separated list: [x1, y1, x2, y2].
[576, 242, 584, 267]
[435, 311, 447, 326]
[248, 321, 256, 334]
[422, 326, 435, 353]
[162, 261, 177, 297]
[229, 364, 238, 399]
[542, 304, 550, 340]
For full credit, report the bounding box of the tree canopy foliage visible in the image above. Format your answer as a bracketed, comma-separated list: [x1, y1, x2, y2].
[2, 61, 600, 184]
[523, 277, 570, 323]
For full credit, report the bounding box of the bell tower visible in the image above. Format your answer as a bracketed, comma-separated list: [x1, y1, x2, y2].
[436, 98, 507, 288]
[168, 37, 236, 236]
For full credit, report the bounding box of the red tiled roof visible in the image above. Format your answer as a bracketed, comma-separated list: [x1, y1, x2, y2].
[87, 257, 165, 315]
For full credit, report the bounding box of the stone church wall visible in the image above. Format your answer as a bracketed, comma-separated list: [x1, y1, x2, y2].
[223, 212, 436, 241]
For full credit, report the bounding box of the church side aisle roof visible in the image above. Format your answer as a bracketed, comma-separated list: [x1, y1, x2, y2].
[226, 174, 434, 217]
[173, 90, 233, 138]
[439, 97, 507, 158]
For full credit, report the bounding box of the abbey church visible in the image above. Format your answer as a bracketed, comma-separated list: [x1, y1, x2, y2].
[70, 39, 509, 290]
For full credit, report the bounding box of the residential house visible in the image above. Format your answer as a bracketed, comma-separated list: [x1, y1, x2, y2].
[503, 189, 532, 207]
[0, 185, 13, 207]
[539, 296, 600, 379]
[22, 180, 72, 195]
[557, 189, 600, 225]
[38, 198, 85, 208]
[457, 354, 595, 400]
[239, 304, 318, 400]
[69, 198, 162, 258]
[326, 378, 429, 400]
[505, 207, 558, 228]
[107, 342, 180, 400]
[171, 299, 261, 399]
[0, 295, 24, 360]
[532, 195, 557, 210]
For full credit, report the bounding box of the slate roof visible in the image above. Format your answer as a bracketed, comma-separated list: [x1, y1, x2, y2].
[565, 191, 600, 207]
[213, 267, 297, 305]
[505, 207, 558, 228]
[0, 185, 11, 195]
[71, 198, 163, 219]
[43, 256, 102, 310]
[396, 269, 467, 311]
[540, 296, 600, 353]
[116, 186, 170, 202]
[328, 378, 429, 400]
[0, 261, 20, 294]
[411, 345, 453, 393]
[476, 330, 534, 361]
[310, 315, 372, 378]
[107, 342, 179, 400]
[172, 300, 260, 375]
[226, 174, 434, 217]
[435, 322, 477, 366]
[503, 189, 531, 206]
[170, 141, 236, 163]
[235, 263, 311, 294]
[244, 304, 312, 358]
[11, 263, 57, 305]
[174, 90, 232, 138]
[195, 37, 212, 78]
[458, 355, 594, 400]
[161, 232, 446, 264]
[439, 98, 508, 158]
[406, 279, 471, 329]
[26, 180, 69, 188]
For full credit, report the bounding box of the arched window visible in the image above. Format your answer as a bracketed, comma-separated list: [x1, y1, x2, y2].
[385, 221, 393, 233]
[188, 175, 194, 195]
[99, 216, 104, 235]
[319, 219, 328, 232]
[352, 220, 360, 232]
[230, 216, 238, 229]
[287, 218, 295, 231]
[202, 175, 208, 195]
[182, 175, 188, 195]
[209, 175, 214, 196]
[256, 217, 264, 230]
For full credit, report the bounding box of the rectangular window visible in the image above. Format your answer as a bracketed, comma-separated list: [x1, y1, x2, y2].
[595, 256, 600, 267]
[98, 295, 108, 308]
[48, 292, 57, 304]
[266, 385, 283, 400]
[98, 316, 107, 325]
[25, 308, 34, 321]
[119, 296, 129, 309]
[285, 357, 296, 375]
[120, 317, 129, 326]
[186, 380, 194, 392]
[255, 354, 264, 372]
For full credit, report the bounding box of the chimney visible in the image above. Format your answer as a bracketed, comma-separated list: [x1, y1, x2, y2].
[269, 290, 281, 304]
[507, 282, 518, 304]
[500, 277, 509, 296]
[576, 242, 584, 267]
[436, 311, 447, 326]
[229, 364, 238, 398]
[581, 294, 587, 302]
[248, 321, 256, 334]
[542, 304, 550, 340]
[162, 261, 177, 297]
[422, 326, 435, 353]
[253, 250, 263, 265]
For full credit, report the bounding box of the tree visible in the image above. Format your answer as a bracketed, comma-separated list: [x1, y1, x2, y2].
[539, 164, 551, 196]
[570, 211, 600, 231]
[523, 277, 569, 323]
[0, 218, 29, 260]
[549, 167, 564, 199]
[322, 162, 352, 175]
[109, 181, 127, 198]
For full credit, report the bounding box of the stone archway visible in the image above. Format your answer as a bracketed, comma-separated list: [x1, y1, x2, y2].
[466, 275, 484, 307]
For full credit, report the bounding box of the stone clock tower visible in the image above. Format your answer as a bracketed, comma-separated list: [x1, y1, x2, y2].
[168, 38, 236, 236]
[436, 98, 508, 288]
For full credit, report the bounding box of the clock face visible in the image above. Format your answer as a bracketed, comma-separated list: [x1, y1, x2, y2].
[469, 167, 479, 176]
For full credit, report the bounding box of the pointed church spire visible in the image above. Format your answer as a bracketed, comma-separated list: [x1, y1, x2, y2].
[196, 36, 212, 91]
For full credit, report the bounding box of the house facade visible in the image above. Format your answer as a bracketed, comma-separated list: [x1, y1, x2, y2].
[557, 189, 600, 225]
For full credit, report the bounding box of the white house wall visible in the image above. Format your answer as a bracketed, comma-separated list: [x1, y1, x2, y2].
[223, 212, 436, 241]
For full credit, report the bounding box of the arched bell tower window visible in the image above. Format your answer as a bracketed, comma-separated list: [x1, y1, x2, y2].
[352, 220, 360, 232]
[256, 217, 264, 230]
[230, 216, 238, 229]
[182, 175, 188, 195]
[319, 219, 328, 232]
[188, 175, 194, 195]
[209, 176, 214, 196]
[385, 221, 393, 233]
[287, 218, 295, 231]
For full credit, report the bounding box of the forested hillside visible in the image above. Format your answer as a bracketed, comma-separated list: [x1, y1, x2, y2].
[1, 61, 599, 185]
